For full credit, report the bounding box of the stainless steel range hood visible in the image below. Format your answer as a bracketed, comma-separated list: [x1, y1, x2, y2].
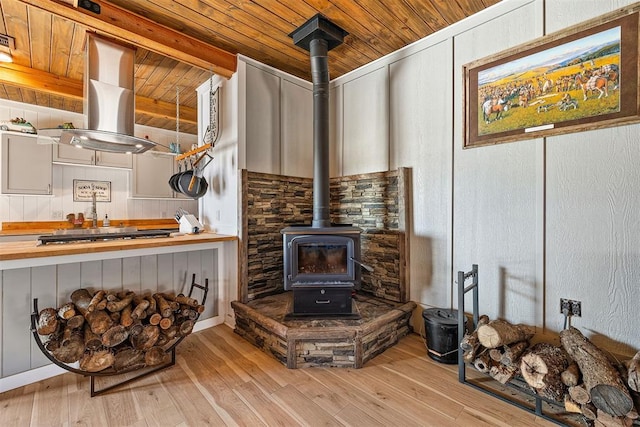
[40, 34, 157, 154]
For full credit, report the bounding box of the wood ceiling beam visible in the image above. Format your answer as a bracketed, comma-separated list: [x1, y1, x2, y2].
[17, 0, 237, 78]
[0, 63, 197, 125]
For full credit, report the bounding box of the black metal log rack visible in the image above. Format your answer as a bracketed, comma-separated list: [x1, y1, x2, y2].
[456, 264, 568, 426]
[31, 274, 208, 397]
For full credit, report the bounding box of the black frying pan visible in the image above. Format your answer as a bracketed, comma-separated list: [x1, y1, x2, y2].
[177, 169, 208, 198]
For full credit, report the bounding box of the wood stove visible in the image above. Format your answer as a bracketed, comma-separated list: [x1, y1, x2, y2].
[283, 15, 366, 317]
[282, 225, 363, 316]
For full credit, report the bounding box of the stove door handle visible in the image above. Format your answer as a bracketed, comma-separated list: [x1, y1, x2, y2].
[350, 257, 374, 272]
[315, 299, 331, 304]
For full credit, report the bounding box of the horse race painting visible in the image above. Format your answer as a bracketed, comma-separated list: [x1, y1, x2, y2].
[464, 4, 640, 148]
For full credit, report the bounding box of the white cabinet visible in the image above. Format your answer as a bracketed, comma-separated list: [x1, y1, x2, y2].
[1, 132, 52, 195]
[53, 143, 132, 168]
[131, 150, 175, 198]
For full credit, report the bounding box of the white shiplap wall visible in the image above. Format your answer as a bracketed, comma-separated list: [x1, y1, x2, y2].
[0, 100, 197, 225]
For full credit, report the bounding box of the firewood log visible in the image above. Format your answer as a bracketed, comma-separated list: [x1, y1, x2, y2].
[70, 288, 92, 316]
[154, 294, 173, 317]
[561, 362, 581, 387]
[179, 319, 195, 337]
[460, 314, 489, 363]
[131, 299, 150, 321]
[106, 292, 134, 312]
[106, 291, 118, 302]
[109, 311, 121, 323]
[128, 321, 143, 338]
[37, 307, 59, 335]
[87, 290, 105, 314]
[148, 313, 162, 326]
[102, 325, 129, 347]
[57, 302, 76, 320]
[477, 319, 534, 349]
[500, 340, 529, 367]
[80, 349, 115, 372]
[564, 395, 583, 414]
[155, 333, 170, 347]
[596, 409, 633, 427]
[182, 308, 199, 321]
[561, 326, 633, 417]
[627, 407, 638, 420]
[520, 342, 569, 402]
[473, 350, 493, 373]
[44, 335, 60, 352]
[66, 314, 85, 330]
[627, 351, 640, 392]
[144, 346, 167, 366]
[582, 402, 598, 420]
[162, 325, 179, 340]
[130, 325, 160, 350]
[489, 364, 517, 384]
[86, 309, 114, 335]
[172, 293, 200, 308]
[159, 315, 174, 330]
[120, 304, 133, 327]
[570, 384, 591, 404]
[113, 348, 145, 372]
[145, 295, 157, 315]
[83, 323, 102, 350]
[489, 348, 504, 362]
[51, 330, 84, 363]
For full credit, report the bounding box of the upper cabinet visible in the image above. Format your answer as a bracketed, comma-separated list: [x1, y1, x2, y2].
[53, 143, 133, 169]
[131, 150, 175, 198]
[1, 132, 52, 195]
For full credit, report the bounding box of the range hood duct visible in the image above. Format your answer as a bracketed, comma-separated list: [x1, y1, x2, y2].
[41, 34, 157, 154]
[290, 14, 347, 228]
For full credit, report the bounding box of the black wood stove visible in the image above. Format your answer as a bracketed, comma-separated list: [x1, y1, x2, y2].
[282, 15, 368, 317]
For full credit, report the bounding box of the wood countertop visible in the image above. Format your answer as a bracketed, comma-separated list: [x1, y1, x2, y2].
[0, 232, 237, 262]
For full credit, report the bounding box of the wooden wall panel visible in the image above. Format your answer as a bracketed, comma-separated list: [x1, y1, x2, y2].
[281, 79, 312, 178]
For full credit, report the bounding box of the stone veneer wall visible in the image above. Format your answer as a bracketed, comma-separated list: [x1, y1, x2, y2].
[239, 168, 411, 303]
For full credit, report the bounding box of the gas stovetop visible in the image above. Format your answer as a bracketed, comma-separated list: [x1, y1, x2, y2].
[37, 229, 172, 245]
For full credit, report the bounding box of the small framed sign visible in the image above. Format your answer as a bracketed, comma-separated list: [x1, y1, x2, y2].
[73, 179, 111, 202]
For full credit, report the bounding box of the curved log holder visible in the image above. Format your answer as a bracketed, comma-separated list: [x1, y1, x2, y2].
[30, 274, 209, 397]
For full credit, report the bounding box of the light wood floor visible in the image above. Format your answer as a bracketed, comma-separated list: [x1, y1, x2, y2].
[0, 325, 563, 426]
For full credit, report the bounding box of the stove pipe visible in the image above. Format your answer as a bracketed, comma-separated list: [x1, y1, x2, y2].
[290, 15, 348, 228]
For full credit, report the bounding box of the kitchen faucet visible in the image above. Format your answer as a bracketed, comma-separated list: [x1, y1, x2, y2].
[91, 192, 98, 228]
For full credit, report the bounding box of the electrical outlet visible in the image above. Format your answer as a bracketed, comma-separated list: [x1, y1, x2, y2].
[560, 298, 582, 317]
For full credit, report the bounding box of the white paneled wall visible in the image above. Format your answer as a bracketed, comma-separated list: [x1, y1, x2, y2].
[389, 40, 454, 310]
[0, 99, 197, 225]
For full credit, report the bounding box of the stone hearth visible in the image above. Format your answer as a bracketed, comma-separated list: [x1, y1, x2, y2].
[232, 292, 416, 368]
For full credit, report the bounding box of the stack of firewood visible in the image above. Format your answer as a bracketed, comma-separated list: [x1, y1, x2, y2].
[36, 288, 204, 373]
[461, 318, 640, 426]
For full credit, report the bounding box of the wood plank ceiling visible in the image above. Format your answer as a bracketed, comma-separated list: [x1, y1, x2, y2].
[0, 0, 500, 135]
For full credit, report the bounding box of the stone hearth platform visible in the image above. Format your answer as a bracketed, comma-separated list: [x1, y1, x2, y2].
[231, 292, 416, 368]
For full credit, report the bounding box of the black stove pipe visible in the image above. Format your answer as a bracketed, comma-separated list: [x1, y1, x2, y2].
[310, 38, 331, 228]
[289, 14, 347, 229]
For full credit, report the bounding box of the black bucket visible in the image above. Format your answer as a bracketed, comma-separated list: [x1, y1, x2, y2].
[422, 308, 467, 364]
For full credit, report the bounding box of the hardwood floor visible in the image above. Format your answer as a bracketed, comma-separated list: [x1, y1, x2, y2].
[0, 325, 563, 426]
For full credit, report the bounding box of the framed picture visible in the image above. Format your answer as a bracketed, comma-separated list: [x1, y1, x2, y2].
[463, 4, 640, 148]
[73, 180, 111, 202]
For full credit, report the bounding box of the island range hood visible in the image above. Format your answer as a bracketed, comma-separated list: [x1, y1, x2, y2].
[40, 34, 157, 154]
